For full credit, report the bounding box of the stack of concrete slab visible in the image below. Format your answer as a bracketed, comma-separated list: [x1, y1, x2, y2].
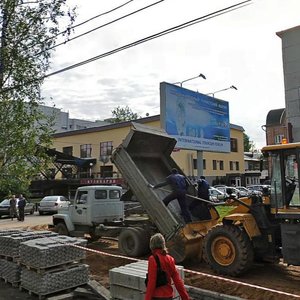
[0, 230, 58, 285]
[0, 230, 58, 257]
[0, 259, 21, 285]
[19, 235, 87, 269]
[21, 263, 89, 296]
[19, 235, 89, 297]
[109, 260, 184, 300]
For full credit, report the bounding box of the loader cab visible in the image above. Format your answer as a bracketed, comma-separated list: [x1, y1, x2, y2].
[262, 142, 300, 217]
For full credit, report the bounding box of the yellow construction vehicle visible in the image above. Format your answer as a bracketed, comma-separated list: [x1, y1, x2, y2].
[112, 123, 300, 276]
[203, 140, 300, 275]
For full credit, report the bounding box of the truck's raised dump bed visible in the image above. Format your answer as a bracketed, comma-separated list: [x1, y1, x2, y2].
[111, 123, 219, 262]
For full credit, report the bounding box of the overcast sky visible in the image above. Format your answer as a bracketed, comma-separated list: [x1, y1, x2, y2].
[41, 0, 300, 149]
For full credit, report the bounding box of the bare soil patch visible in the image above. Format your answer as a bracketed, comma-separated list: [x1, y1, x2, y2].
[86, 238, 300, 300]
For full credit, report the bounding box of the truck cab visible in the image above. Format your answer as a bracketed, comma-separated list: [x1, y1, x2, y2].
[52, 185, 124, 237]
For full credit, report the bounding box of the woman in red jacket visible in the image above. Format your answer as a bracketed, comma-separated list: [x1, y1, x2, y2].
[145, 233, 190, 300]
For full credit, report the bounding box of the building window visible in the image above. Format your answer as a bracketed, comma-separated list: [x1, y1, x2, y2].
[80, 144, 92, 158]
[275, 134, 284, 144]
[101, 165, 113, 178]
[213, 160, 217, 170]
[230, 138, 238, 152]
[219, 160, 224, 170]
[236, 161, 239, 171]
[230, 161, 233, 171]
[63, 146, 73, 156]
[193, 159, 206, 170]
[100, 141, 113, 156]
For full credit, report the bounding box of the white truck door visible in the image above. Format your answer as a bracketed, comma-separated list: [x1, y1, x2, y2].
[70, 190, 90, 225]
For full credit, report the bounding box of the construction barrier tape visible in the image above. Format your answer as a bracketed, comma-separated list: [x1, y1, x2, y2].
[68, 241, 300, 299]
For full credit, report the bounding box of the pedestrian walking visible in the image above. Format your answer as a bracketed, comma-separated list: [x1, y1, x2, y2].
[145, 233, 190, 300]
[9, 195, 18, 221]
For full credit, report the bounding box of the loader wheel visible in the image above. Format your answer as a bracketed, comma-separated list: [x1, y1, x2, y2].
[118, 228, 146, 257]
[55, 223, 69, 236]
[203, 224, 254, 276]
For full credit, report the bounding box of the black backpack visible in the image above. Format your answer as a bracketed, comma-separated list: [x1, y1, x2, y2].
[145, 255, 168, 287]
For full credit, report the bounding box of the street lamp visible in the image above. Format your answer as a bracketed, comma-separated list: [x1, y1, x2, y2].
[206, 85, 237, 97]
[173, 73, 207, 87]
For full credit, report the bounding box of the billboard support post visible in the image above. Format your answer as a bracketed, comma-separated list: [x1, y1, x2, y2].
[197, 150, 203, 177]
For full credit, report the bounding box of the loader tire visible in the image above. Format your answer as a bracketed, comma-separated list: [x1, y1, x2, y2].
[203, 224, 254, 276]
[118, 227, 147, 257]
[55, 222, 69, 236]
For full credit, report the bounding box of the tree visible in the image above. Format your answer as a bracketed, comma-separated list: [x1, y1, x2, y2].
[243, 133, 256, 152]
[0, 0, 76, 196]
[111, 105, 141, 123]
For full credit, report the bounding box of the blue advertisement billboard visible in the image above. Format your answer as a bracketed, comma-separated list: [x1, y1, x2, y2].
[160, 82, 230, 153]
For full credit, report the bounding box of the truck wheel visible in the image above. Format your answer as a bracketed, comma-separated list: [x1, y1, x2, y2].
[118, 228, 146, 257]
[137, 227, 151, 255]
[203, 224, 254, 276]
[55, 223, 69, 236]
[88, 231, 100, 242]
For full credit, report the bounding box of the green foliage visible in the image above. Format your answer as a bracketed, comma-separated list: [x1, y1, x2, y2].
[0, 0, 76, 195]
[244, 132, 256, 152]
[111, 105, 141, 123]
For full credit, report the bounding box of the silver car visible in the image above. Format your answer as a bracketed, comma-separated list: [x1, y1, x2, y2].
[38, 195, 69, 215]
[209, 187, 228, 203]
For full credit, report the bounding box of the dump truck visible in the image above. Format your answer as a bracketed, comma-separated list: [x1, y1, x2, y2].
[112, 122, 300, 276]
[111, 123, 220, 263]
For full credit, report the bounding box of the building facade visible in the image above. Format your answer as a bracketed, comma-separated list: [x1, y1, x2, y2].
[38, 104, 110, 133]
[51, 115, 246, 188]
[277, 25, 300, 143]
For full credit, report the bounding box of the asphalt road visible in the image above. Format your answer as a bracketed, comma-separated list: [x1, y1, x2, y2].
[0, 212, 52, 230]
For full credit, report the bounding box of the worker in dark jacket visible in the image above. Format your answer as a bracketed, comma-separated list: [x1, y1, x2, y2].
[197, 176, 210, 200]
[18, 194, 26, 221]
[149, 168, 191, 223]
[145, 233, 190, 300]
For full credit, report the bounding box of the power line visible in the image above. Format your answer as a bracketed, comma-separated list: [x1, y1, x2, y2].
[2, 0, 252, 92]
[0, 0, 135, 51]
[40, 0, 165, 54]
[44, 0, 252, 78]
[36, 0, 135, 48]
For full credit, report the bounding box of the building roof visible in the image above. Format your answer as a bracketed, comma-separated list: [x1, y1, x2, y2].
[276, 25, 300, 37]
[52, 114, 244, 138]
[266, 108, 285, 126]
[46, 148, 96, 167]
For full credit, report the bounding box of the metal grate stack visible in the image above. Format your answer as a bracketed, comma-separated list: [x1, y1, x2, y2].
[19, 235, 87, 269]
[21, 263, 89, 296]
[109, 260, 184, 300]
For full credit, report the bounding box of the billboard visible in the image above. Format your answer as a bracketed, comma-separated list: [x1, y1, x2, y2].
[160, 82, 230, 153]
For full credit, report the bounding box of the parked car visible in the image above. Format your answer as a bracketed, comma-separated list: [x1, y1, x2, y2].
[235, 186, 252, 197]
[236, 186, 262, 197]
[38, 195, 69, 215]
[247, 184, 271, 195]
[209, 187, 228, 203]
[214, 186, 241, 198]
[0, 199, 35, 218]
